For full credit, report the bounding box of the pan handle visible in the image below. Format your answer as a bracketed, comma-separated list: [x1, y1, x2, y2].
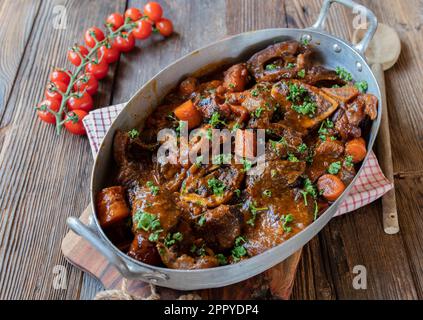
[310, 0, 377, 54]
[67, 216, 169, 284]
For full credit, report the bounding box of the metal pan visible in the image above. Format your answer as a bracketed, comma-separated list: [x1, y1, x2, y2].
[67, 0, 380, 290]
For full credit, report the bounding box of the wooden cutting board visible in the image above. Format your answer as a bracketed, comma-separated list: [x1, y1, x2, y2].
[61, 205, 302, 300]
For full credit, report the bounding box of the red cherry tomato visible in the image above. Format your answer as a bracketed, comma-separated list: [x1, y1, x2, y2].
[64, 110, 88, 135]
[106, 13, 124, 31]
[133, 20, 153, 40]
[74, 73, 99, 96]
[45, 81, 68, 102]
[50, 69, 71, 86]
[98, 43, 120, 64]
[156, 18, 173, 37]
[85, 59, 109, 80]
[36, 99, 61, 124]
[113, 32, 135, 52]
[84, 27, 105, 48]
[144, 2, 163, 22]
[67, 92, 94, 113]
[125, 8, 143, 21]
[67, 45, 89, 66]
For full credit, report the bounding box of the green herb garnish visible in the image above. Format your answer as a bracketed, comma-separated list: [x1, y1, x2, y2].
[128, 129, 140, 139]
[355, 80, 368, 93]
[281, 214, 294, 233]
[146, 181, 159, 196]
[208, 178, 226, 197]
[336, 67, 353, 81]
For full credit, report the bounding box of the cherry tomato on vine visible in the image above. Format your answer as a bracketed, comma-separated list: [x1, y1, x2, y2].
[84, 27, 105, 48]
[67, 92, 94, 113]
[67, 45, 89, 66]
[64, 110, 88, 135]
[106, 12, 124, 31]
[45, 81, 68, 102]
[156, 18, 173, 37]
[113, 32, 135, 52]
[50, 69, 71, 86]
[144, 2, 163, 22]
[74, 73, 99, 96]
[125, 8, 143, 21]
[98, 43, 120, 64]
[133, 19, 153, 40]
[36, 99, 61, 124]
[85, 59, 109, 80]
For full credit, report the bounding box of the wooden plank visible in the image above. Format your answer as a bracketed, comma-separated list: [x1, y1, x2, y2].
[0, 0, 41, 144]
[0, 0, 126, 300]
[0, 0, 41, 113]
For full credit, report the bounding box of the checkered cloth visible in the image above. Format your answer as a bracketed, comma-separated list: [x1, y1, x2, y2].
[83, 104, 393, 216]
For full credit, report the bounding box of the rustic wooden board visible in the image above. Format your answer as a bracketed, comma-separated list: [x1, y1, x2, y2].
[62, 206, 302, 300]
[0, 0, 422, 300]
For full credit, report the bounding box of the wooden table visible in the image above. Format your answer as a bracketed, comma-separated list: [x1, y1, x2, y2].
[0, 0, 422, 300]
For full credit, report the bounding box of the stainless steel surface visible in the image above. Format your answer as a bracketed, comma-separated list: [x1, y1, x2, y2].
[68, 0, 381, 290]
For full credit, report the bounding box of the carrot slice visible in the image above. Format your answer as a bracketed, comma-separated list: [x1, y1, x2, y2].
[317, 174, 346, 202]
[345, 137, 367, 163]
[174, 100, 203, 129]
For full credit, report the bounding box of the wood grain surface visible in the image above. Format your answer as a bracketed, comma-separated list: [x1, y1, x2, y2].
[0, 0, 422, 300]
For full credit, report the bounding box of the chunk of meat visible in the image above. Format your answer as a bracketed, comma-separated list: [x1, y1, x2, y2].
[246, 160, 306, 198]
[199, 205, 243, 251]
[321, 86, 360, 103]
[271, 80, 339, 130]
[333, 94, 378, 140]
[244, 189, 314, 256]
[223, 63, 250, 92]
[266, 127, 304, 160]
[304, 66, 343, 86]
[179, 77, 198, 97]
[247, 41, 309, 82]
[157, 244, 218, 269]
[131, 186, 182, 234]
[128, 231, 162, 265]
[180, 161, 245, 208]
[307, 140, 344, 182]
[96, 186, 131, 228]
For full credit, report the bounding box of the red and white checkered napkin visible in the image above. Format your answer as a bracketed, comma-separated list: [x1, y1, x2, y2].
[83, 104, 393, 216]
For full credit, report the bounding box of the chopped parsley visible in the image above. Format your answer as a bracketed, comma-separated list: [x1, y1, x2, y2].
[271, 169, 277, 178]
[198, 214, 206, 226]
[241, 158, 253, 172]
[128, 129, 140, 139]
[208, 178, 226, 197]
[195, 155, 204, 167]
[355, 80, 368, 93]
[191, 244, 206, 257]
[318, 119, 334, 140]
[252, 107, 264, 118]
[300, 178, 317, 206]
[297, 143, 308, 153]
[164, 232, 183, 247]
[206, 128, 213, 140]
[344, 155, 354, 168]
[297, 69, 306, 78]
[247, 203, 268, 226]
[231, 236, 247, 262]
[301, 38, 310, 45]
[234, 189, 241, 197]
[176, 121, 186, 135]
[216, 254, 228, 265]
[292, 101, 316, 116]
[335, 67, 353, 81]
[287, 83, 307, 103]
[209, 112, 226, 127]
[228, 83, 236, 89]
[281, 214, 294, 233]
[328, 161, 342, 175]
[213, 153, 232, 165]
[288, 153, 300, 162]
[133, 211, 163, 242]
[266, 64, 277, 71]
[251, 89, 259, 97]
[263, 190, 272, 197]
[286, 62, 296, 69]
[146, 181, 159, 195]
